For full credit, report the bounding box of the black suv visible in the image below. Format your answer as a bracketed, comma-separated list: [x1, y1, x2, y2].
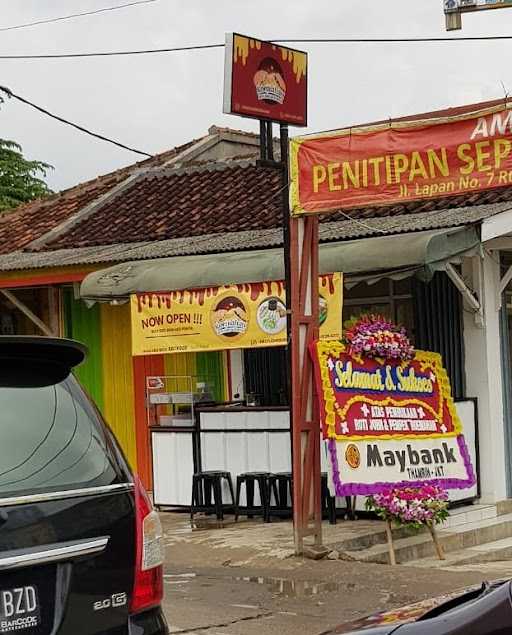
[0, 336, 168, 635]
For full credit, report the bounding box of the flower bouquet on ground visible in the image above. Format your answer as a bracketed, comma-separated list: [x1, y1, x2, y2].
[365, 485, 449, 564]
[344, 314, 415, 361]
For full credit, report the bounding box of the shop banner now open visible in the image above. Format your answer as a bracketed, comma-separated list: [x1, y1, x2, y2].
[131, 273, 342, 355]
[290, 104, 512, 214]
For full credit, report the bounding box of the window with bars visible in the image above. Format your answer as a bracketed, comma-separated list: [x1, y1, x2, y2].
[243, 346, 288, 407]
[343, 278, 415, 341]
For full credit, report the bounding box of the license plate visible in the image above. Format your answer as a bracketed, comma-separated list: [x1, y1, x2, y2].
[0, 586, 40, 633]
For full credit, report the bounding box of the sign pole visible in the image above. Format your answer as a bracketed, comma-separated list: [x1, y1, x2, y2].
[281, 124, 323, 555]
[222, 32, 315, 554]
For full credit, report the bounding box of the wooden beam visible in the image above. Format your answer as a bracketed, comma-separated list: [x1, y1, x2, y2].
[0, 289, 55, 336]
[47, 287, 61, 337]
[289, 214, 322, 554]
[445, 264, 481, 313]
[281, 123, 322, 555]
[484, 237, 512, 250]
[500, 264, 512, 296]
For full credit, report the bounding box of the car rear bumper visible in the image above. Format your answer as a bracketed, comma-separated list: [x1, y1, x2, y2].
[129, 606, 168, 634]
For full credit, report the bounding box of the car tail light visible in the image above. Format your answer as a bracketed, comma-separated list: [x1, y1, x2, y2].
[130, 475, 164, 614]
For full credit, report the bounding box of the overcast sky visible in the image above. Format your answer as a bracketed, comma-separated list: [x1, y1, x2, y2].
[0, 0, 511, 191]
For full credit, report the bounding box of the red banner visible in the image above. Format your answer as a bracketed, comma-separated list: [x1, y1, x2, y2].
[223, 33, 307, 126]
[312, 344, 459, 441]
[290, 104, 512, 214]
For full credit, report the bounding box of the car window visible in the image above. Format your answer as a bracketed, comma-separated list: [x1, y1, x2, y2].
[0, 374, 125, 498]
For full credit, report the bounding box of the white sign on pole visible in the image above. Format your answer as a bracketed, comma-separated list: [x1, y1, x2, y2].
[444, 0, 512, 29]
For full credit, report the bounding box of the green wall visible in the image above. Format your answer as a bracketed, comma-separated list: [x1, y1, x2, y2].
[197, 351, 226, 402]
[63, 289, 104, 412]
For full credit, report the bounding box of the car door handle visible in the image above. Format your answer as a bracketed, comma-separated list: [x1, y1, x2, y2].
[0, 536, 109, 571]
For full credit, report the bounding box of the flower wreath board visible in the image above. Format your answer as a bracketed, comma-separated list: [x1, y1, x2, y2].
[310, 320, 476, 499]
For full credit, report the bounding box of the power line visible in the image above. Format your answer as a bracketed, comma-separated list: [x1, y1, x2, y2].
[1, 35, 512, 60]
[0, 43, 224, 60]
[0, 0, 159, 33]
[280, 35, 512, 42]
[0, 86, 153, 158]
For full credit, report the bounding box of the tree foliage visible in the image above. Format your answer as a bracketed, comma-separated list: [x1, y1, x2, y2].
[0, 139, 53, 212]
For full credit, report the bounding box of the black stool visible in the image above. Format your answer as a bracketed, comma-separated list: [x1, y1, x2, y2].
[268, 472, 293, 519]
[190, 471, 236, 522]
[320, 473, 357, 522]
[345, 496, 358, 521]
[267, 472, 343, 524]
[235, 472, 271, 522]
[321, 473, 337, 524]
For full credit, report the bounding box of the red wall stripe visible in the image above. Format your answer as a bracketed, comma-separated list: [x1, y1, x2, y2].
[0, 271, 88, 288]
[133, 354, 165, 489]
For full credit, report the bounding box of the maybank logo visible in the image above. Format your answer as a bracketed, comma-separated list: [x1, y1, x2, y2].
[365, 442, 457, 479]
[345, 444, 360, 469]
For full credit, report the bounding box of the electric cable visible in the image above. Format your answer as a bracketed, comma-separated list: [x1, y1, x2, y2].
[0, 0, 159, 33]
[2, 35, 512, 60]
[0, 85, 153, 158]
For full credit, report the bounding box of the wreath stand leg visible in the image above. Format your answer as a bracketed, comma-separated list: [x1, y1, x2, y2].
[385, 520, 396, 565]
[427, 522, 445, 560]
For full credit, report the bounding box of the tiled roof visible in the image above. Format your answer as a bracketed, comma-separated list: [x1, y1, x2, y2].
[0, 227, 283, 271]
[45, 161, 283, 250]
[39, 160, 512, 252]
[0, 200, 509, 273]
[322, 200, 512, 240]
[0, 138, 201, 255]
[351, 97, 512, 128]
[3, 100, 512, 272]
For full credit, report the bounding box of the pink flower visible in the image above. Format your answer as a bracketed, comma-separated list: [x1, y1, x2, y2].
[366, 485, 449, 527]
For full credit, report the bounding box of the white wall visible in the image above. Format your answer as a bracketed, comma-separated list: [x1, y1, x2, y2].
[463, 252, 508, 503]
[229, 349, 245, 400]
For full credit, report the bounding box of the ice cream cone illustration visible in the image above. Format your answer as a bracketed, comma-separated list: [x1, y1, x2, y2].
[212, 296, 249, 338]
[253, 57, 286, 105]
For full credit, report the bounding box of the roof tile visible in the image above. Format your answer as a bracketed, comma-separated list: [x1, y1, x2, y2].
[4, 101, 512, 261]
[0, 137, 201, 255]
[46, 162, 283, 250]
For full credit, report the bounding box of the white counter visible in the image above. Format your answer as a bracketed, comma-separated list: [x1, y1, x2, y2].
[151, 407, 291, 508]
[151, 400, 479, 509]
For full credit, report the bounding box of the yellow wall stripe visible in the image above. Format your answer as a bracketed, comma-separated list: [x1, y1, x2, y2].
[100, 303, 138, 469]
[164, 352, 197, 392]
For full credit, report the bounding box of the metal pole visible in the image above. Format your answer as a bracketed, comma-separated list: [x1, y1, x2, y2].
[280, 124, 292, 404]
[260, 120, 267, 160]
[266, 121, 274, 161]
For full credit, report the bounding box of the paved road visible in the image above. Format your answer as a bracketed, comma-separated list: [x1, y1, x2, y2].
[160, 512, 512, 634]
[162, 559, 507, 635]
